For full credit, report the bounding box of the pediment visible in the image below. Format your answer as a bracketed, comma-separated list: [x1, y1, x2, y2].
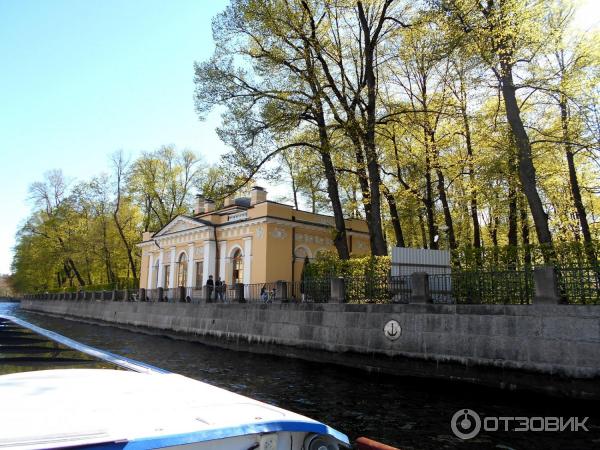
[154, 216, 205, 237]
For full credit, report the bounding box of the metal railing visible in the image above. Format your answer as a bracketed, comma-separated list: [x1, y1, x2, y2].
[430, 270, 534, 305]
[345, 276, 394, 303]
[288, 279, 330, 303]
[557, 266, 600, 304]
[22, 266, 600, 305]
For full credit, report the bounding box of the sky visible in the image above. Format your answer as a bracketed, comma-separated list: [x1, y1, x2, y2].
[0, 0, 231, 274]
[0, 0, 598, 275]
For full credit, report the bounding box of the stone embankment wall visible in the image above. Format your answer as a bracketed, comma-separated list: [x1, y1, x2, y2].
[20, 299, 600, 398]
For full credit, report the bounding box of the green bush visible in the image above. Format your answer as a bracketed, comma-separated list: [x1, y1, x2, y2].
[304, 251, 390, 280]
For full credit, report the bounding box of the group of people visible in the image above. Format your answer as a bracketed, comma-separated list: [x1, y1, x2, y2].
[205, 275, 226, 302]
[260, 286, 275, 303]
[205, 274, 276, 303]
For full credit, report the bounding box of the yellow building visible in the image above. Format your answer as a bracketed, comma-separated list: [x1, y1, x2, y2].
[138, 187, 370, 294]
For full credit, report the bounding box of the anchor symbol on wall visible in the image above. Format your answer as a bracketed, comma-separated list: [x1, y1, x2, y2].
[383, 319, 401, 341]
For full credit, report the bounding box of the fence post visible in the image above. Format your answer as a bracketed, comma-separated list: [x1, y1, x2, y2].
[158, 287, 164, 302]
[330, 277, 345, 303]
[533, 266, 560, 304]
[410, 272, 431, 304]
[235, 283, 245, 303]
[178, 286, 186, 302]
[276, 281, 288, 302]
[139, 288, 146, 302]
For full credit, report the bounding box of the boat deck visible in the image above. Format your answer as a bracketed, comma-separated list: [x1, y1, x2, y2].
[0, 315, 349, 449]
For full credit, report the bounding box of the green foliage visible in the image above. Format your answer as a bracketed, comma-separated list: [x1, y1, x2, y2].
[453, 241, 600, 270]
[304, 251, 391, 280]
[303, 252, 392, 303]
[12, 147, 209, 294]
[12, 0, 600, 292]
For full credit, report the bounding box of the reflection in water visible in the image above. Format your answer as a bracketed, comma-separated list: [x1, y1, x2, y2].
[2, 303, 599, 449]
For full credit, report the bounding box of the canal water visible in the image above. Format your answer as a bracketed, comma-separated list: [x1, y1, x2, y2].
[1, 302, 598, 449]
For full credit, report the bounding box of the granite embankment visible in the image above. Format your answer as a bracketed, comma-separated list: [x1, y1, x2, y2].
[20, 299, 600, 398]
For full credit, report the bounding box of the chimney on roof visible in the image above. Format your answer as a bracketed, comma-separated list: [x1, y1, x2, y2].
[250, 186, 267, 206]
[224, 185, 235, 207]
[204, 198, 215, 212]
[194, 194, 205, 215]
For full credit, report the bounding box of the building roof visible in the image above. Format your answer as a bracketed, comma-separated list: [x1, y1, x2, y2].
[138, 200, 369, 248]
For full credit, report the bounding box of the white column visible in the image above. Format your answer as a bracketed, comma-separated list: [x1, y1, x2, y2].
[219, 241, 227, 280]
[157, 249, 165, 288]
[187, 244, 195, 288]
[169, 247, 176, 289]
[147, 253, 154, 289]
[203, 241, 216, 283]
[243, 237, 252, 285]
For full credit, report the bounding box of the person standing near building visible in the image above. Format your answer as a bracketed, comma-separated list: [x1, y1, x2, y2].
[215, 277, 224, 301]
[206, 275, 214, 302]
[260, 286, 268, 303]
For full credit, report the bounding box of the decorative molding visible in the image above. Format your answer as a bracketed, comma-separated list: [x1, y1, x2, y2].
[154, 215, 207, 237]
[294, 245, 312, 259]
[271, 227, 287, 239]
[296, 233, 332, 245]
[137, 214, 367, 250]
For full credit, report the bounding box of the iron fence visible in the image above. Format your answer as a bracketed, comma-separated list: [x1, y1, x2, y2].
[345, 276, 394, 303]
[557, 266, 600, 304]
[388, 276, 412, 303]
[288, 279, 330, 303]
[428, 274, 454, 304]
[445, 270, 534, 304]
[25, 266, 600, 305]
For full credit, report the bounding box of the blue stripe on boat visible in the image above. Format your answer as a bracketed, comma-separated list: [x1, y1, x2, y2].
[1, 314, 351, 447]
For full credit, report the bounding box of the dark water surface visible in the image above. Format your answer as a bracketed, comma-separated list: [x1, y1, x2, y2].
[1, 303, 598, 449]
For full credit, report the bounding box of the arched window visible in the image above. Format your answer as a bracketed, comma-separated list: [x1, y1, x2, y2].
[177, 253, 188, 287]
[294, 246, 310, 260]
[232, 249, 243, 284]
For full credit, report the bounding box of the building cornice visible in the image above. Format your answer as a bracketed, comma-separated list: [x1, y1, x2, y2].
[138, 213, 369, 251]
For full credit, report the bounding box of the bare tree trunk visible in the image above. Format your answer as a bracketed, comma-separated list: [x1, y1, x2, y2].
[520, 197, 532, 268]
[383, 186, 405, 247]
[424, 151, 438, 249]
[350, 136, 377, 251]
[67, 258, 85, 287]
[508, 152, 519, 250]
[508, 189, 518, 247]
[418, 212, 428, 249]
[500, 63, 553, 257]
[436, 168, 457, 249]
[560, 94, 596, 265]
[357, 1, 389, 256]
[292, 178, 299, 210]
[315, 110, 349, 259]
[461, 103, 481, 248]
[113, 152, 138, 281]
[424, 125, 456, 250]
[320, 147, 350, 259]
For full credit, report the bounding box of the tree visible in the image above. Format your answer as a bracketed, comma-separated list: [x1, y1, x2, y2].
[194, 0, 353, 258]
[439, 0, 557, 257]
